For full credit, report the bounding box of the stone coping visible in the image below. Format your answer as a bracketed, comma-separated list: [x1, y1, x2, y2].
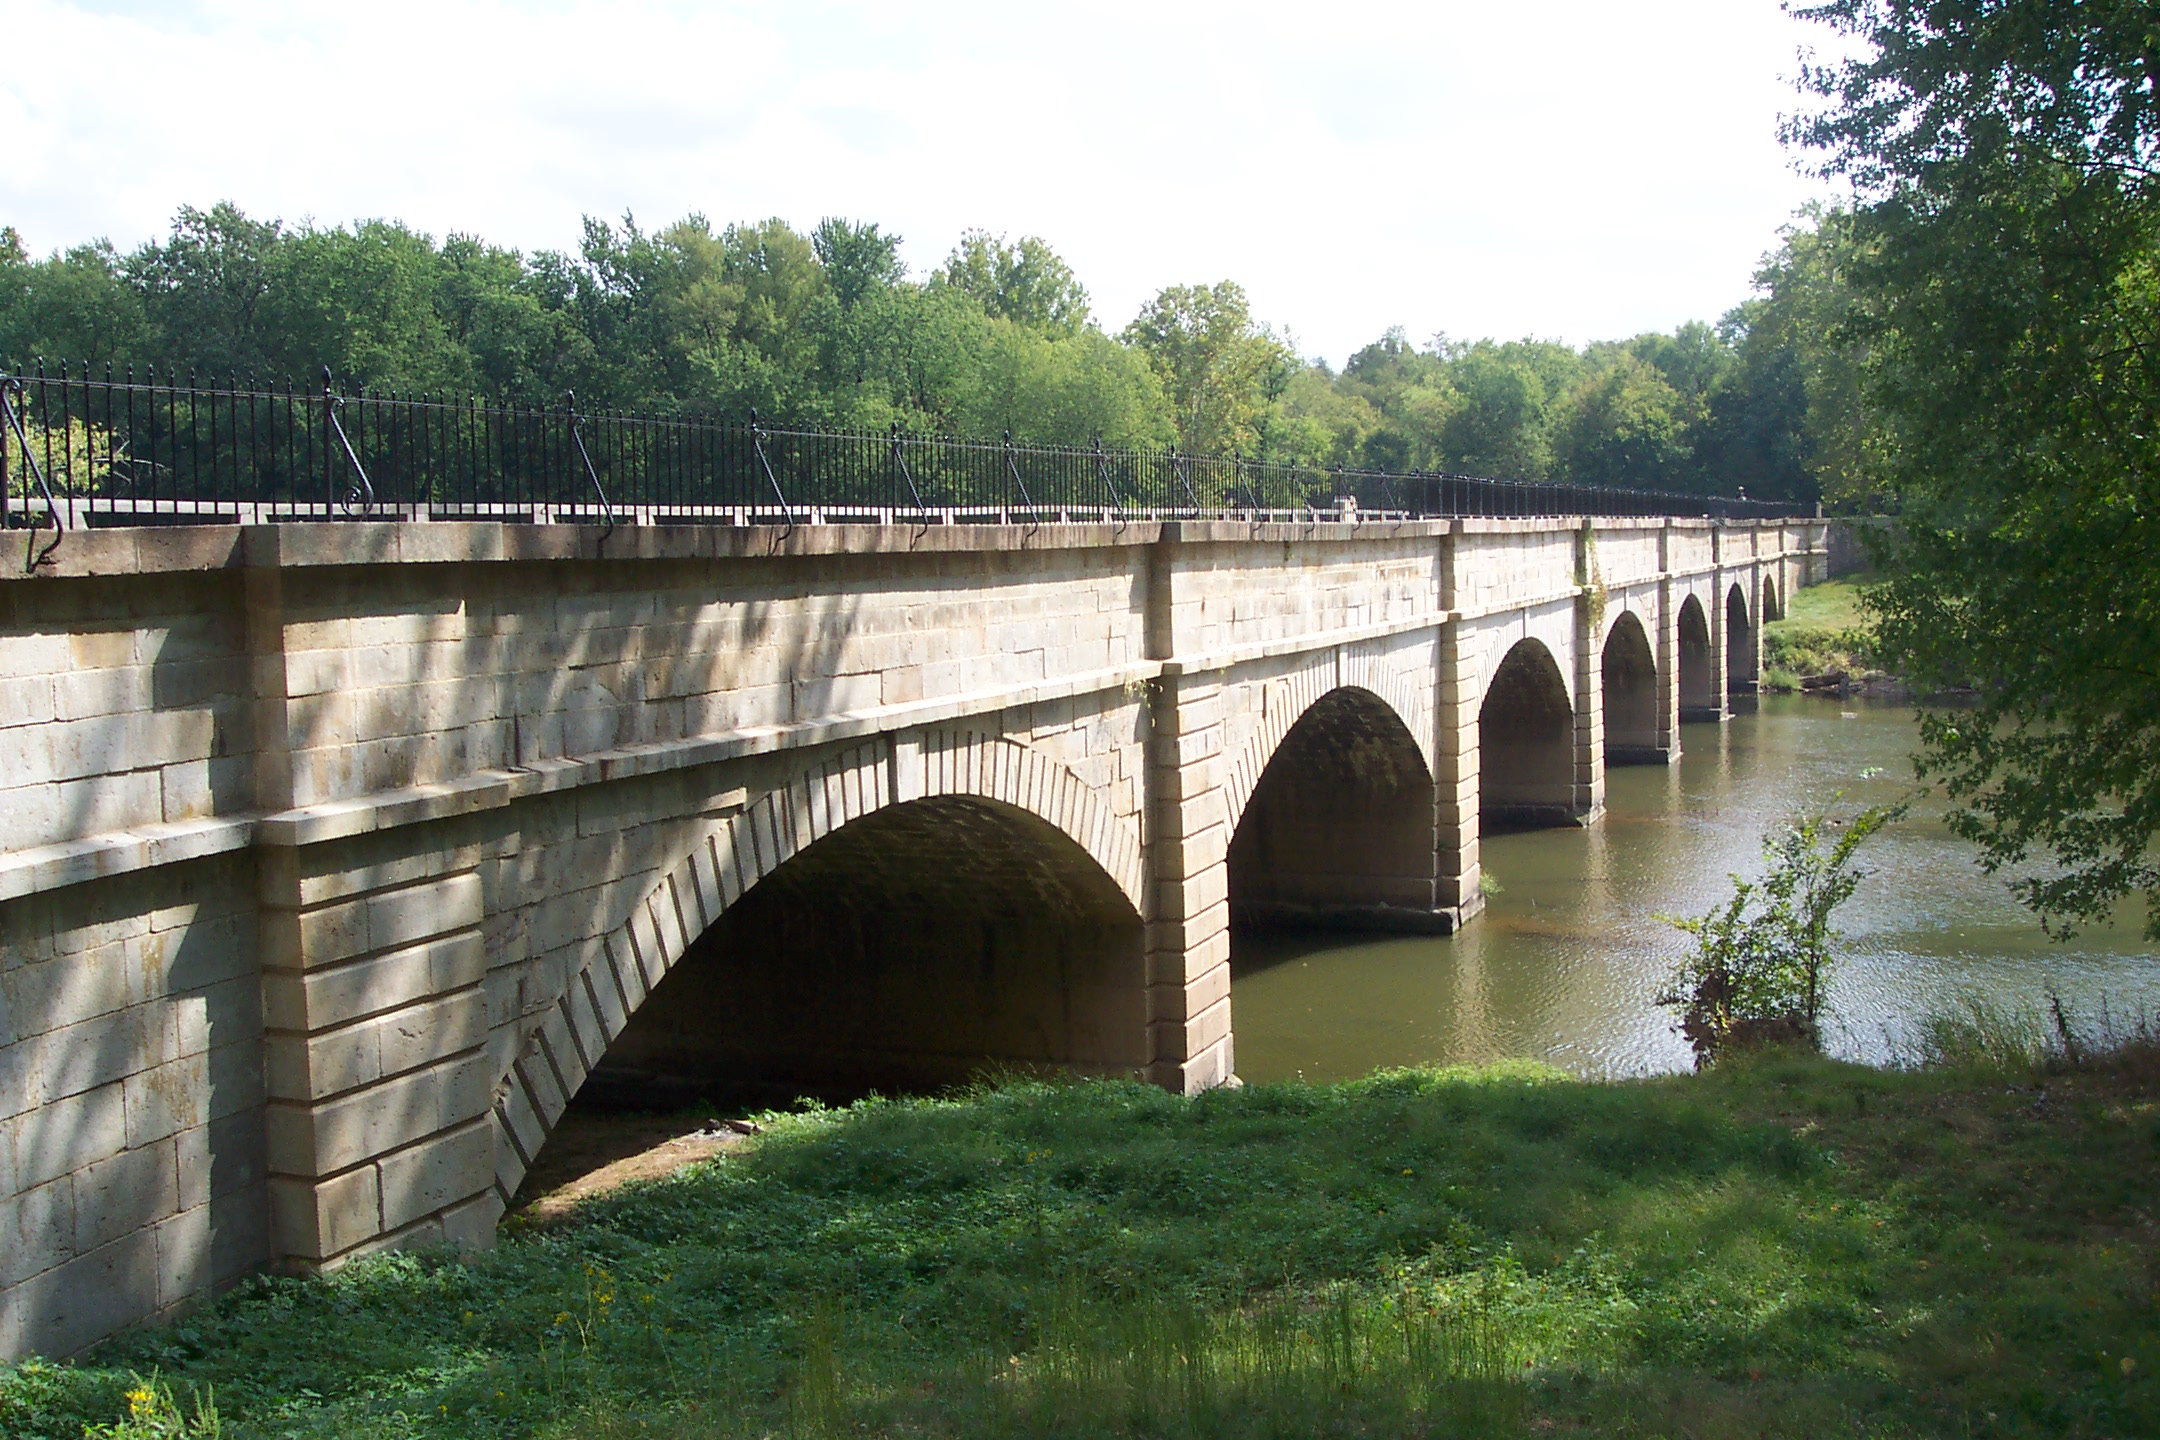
[0, 515, 1814, 582]
[0, 812, 258, 904]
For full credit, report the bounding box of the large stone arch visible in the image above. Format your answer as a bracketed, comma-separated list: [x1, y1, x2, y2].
[1479, 637, 1578, 829]
[1225, 685, 1440, 933]
[1601, 608, 1662, 764]
[1677, 592, 1718, 721]
[1726, 581, 1757, 694]
[1597, 590, 1652, 647]
[1761, 571, 1784, 623]
[1221, 664, 1429, 841]
[1470, 611, 1577, 718]
[487, 730, 1145, 1206]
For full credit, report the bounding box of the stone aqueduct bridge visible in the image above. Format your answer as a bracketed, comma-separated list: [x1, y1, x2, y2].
[0, 514, 1824, 1357]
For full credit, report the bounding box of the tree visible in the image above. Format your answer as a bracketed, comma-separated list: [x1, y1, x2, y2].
[1433, 340, 1575, 480]
[1628, 320, 1731, 410]
[812, 218, 905, 310]
[124, 202, 283, 376]
[1121, 282, 1293, 455]
[1660, 803, 1902, 1065]
[436, 233, 594, 402]
[951, 319, 1172, 449]
[0, 237, 152, 368]
[1789, 0, 2160, 937]
[263, 220, 473, 393]
[0, 197, 1844, 505]
[937, 232, 1091, 334]
[1696, 210, 1883, 508]
[1554, 353, 1691, 491]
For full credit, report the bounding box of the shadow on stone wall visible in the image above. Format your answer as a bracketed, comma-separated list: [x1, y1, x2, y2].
[1602, 612, 1662, 765]
[1479, 640, 1576, 833]
[1227, 686, 1438, 938]
[577, 794, 1148, 1111]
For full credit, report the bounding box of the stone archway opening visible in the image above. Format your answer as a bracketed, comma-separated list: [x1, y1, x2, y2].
[1727, 583, 1757, 702]
[587, 795, 1148, 1109]
[1678, 594, 1719, 722]
[1479, 639, 1578, 831]
[1602, 611, 1664, 764]
[1227, 686, 1440, 934]
[1762, 575, 1784, 623]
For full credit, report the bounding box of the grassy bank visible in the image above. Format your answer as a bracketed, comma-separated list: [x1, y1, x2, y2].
[1764, 576, 1878, 690]
[6, 1043, 2159, 1439]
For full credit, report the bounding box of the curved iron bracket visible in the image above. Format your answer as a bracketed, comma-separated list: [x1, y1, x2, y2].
[322, 369, 375, 517]
[1003, 430, 1035, 509]
[1231, 453, 1262, 513]
[889, 422, 927, 512]
[1092, 438, 1127, 514]
[750, 410, 795, 537]
[2, 377, 65, 571]
[566, 390, 617, 542]
[1169, 449, 1201, 512]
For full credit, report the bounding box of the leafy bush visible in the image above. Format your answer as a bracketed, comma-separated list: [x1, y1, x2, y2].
[1659, 802, 1903, 1065]
[1763, 625, 1875, 677]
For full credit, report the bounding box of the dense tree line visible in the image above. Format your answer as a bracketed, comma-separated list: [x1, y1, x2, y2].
[0, 204, 1864, 502]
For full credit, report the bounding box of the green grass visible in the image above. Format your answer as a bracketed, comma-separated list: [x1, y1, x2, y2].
[1765, 575, 1877, 684]
[8, 1046, 2160, 1439]
[1775, 575, 1873, 632]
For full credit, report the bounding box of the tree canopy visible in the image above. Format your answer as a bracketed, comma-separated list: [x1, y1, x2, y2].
[1785, 0, 2160, 937]
[0, 203, 1842, 496]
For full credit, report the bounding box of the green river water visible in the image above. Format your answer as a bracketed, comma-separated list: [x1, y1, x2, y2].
[1231, 693, 2160, 1081]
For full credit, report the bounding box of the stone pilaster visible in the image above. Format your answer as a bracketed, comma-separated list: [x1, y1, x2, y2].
[1143, 674, 1235, 1092]
[1572, 595, 1607, 824]
[1432, 619, 1484, 925]
[1656, 563, 1683, 762]
[247, 530, 496, 1269]
[1709, 569, 1733, 723]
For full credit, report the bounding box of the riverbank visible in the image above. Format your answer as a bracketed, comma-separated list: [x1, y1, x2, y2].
[6, 1036, 2158, 1439]
[1762, 574, 1882, 694]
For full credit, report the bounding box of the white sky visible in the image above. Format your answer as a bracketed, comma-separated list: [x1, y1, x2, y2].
[0, 0, 1849, 366]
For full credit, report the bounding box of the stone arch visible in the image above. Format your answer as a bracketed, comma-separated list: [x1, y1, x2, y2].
[1226, 686, 1440, 933]
[1726, 581, 1757, 694]
[1479, 637, 1577, 830]
[1222, 667, 1428, 841]
[488, 732, 1145, 1206]
[1601, 609, 1663, 764]
[1762, 572, 1784, 623]
[1677, 592, 1718, 721]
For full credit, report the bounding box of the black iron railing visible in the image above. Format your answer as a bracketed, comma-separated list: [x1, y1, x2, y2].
[0, 364, 1799, 542]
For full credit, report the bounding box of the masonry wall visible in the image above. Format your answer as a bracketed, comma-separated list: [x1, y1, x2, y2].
[0, 852, 267, 1359]
[1825, 519, 1878, 578]
[0, 562, 253, 854]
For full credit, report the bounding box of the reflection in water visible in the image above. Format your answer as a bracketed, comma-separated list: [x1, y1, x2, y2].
[1231, 695, 2160, 1082]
